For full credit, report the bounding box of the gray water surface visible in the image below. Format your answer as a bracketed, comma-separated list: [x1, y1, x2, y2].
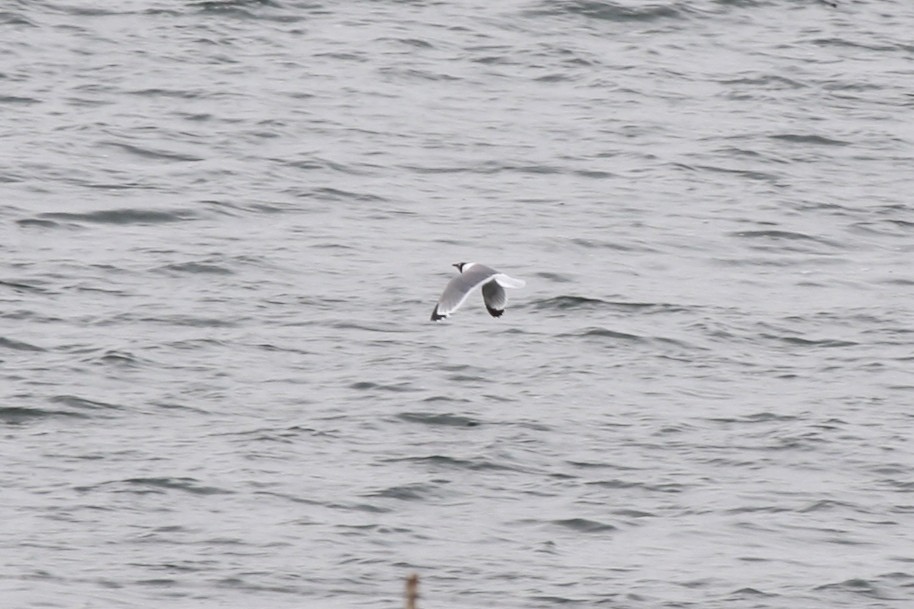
[2, 1, 913, 607]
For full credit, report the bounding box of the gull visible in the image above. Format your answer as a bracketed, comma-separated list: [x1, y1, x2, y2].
[431, 262, 526, 321]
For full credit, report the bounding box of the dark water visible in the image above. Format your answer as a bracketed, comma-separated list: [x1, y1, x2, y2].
[2, 1, 913, 607]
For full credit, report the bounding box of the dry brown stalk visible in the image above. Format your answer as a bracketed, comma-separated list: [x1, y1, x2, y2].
[405, 573, 419, 609]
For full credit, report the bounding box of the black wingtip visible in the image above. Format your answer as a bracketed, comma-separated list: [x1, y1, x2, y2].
[486, 306, 504, 318]
[431, 306, 447, 321]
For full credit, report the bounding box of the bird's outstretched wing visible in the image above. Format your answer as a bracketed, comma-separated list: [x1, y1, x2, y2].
[482, 280, 506, 317]
[431, 266, 498, 321]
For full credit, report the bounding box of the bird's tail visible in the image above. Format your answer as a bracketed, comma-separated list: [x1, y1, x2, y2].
[495, 274, 525, 289]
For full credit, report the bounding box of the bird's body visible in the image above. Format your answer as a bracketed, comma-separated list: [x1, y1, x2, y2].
[430, 262, 526, 321]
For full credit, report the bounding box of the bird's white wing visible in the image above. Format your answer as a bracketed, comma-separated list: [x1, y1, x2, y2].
[431, 268, 498, 320]
[481, 280, 507, 317]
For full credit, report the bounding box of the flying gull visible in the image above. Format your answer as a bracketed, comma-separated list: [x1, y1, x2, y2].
[431, 262, 526, 321]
